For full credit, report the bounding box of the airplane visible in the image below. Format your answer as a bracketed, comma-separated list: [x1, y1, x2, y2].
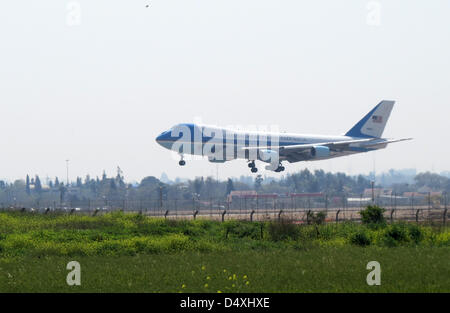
[155, 100, 412, 173]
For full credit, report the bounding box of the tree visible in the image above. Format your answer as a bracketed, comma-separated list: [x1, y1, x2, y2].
[34, 175, 42, 193]
[254, 175, 263, 191]
[116, 166, 124, 187]
[193, 177, 204, 196]
[59, 185, 66, 203]
[414, 172, 448, 191]
[226, 178, 234, 195]
[110, 179, 117, 190]
[84, 174, 91, 185]
[359, 205, 386, 225]
[26, 175, 31, 195]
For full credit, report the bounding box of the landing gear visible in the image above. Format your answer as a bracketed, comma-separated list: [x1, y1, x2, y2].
[248, 161, 258, 173]
[274, 164, 285, 172]
[178, 155, 186, 166]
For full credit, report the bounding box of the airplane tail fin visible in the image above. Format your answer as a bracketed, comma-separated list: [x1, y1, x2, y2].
[345, 100, 395, 138]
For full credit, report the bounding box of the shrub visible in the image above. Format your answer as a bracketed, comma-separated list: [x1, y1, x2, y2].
[267, 220, 299, 241]
[359, 205, 386, 225]
[384, 224, 409, 246]
[307, 211, 326, 225]
[408, 225, 423, 244]
[350, 230, 371, 246]
[223, 221, 260, 239]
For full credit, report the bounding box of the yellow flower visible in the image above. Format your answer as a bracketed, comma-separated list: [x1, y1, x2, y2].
[243, 275, 248, 279]
[245, 281, 250, 285]
[228, 276, 232, 280]
[201, 266, 206, 271]
[182, 284, 186, 288]
[206, 276, 211, 280]
[233, 274, 237, 280]
[232, 284, 235, 288]
[223, 269, 227, 273]
[217, 290, 222, 293]
[204, 283, 209, 288]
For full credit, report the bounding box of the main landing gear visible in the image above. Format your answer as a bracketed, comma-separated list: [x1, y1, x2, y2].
[274, 164, 285, 172]
[248, 161, 258, 173]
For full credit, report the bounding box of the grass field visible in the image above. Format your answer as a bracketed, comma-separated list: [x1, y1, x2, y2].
[0, 211, 449, 292]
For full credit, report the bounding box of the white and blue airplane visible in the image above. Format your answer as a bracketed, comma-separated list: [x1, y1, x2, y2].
[156, 100, 411, 173]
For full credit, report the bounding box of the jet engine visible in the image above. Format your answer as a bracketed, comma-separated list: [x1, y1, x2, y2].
[310, 146, 330, 159]
[259, 149, 279, 164]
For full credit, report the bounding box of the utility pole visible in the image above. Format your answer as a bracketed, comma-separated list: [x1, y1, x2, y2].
[66, 159, 70, 186]
[371, 181, 375, 204]
[216, 164, 219, 189]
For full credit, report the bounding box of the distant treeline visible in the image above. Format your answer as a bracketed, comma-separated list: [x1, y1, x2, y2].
[0, 169, 449, 205]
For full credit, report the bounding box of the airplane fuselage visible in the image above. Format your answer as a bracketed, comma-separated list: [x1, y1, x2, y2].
[156, 124, 381, 163]
[155, 101, 410, 173]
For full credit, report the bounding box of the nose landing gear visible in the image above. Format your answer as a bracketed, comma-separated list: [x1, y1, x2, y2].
[178, 155, 186, 166]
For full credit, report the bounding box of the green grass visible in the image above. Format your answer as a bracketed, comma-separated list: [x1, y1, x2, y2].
[1, 247, 449, 292]
[0, 211, 448, 292]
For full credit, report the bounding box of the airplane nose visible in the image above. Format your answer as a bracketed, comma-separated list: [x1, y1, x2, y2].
[155, 132, 163, 143]
[155, 130, 171, 147]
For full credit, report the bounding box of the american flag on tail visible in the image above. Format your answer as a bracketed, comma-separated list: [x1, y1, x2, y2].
[372, 115, 383, 123]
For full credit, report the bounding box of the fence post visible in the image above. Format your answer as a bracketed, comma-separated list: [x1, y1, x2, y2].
[336, 209, 341, 223]
[193, 210, 199, 220]
[416, 209, 421, 223]
[444, 193, 447, 226]
[250, 210, 255, 222]
[92, 208, 99, 216]
[70, 208, 75, 215]
[45, 208, 50, 214]
[278, 209, 283, 222]
[164, 210, 169, 219]
[221, 210, 226, 222]
[390, 209, 395, 223]
[306, 210, 311, 224]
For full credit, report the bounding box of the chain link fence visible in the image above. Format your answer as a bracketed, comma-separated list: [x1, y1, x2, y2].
[1, 193, 448, 225]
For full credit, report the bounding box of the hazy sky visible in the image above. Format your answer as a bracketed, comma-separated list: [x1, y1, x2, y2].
[0, 1, 449, 183]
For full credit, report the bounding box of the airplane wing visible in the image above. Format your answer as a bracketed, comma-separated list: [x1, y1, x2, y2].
[278, 138, 377, 151]
[362, 138, 413, 147]
[241, 137, 412, 163]
[242, 138, 376, 153]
